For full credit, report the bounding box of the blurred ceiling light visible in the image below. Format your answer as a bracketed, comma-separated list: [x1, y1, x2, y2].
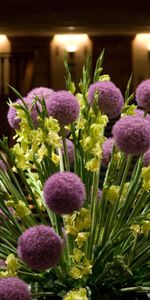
[135, 33, 150, 50]
[53, 34, 89, 52]
[0, 34, 8, 44]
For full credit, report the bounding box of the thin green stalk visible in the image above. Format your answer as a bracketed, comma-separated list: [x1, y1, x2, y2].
[87, 169, 100, 259]
[60, 126, 70, 171]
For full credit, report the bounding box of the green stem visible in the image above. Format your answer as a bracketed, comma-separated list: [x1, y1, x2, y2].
[60, 126, 70, 171]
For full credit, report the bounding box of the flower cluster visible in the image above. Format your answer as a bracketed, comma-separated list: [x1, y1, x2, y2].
[0, 51, 150, 300]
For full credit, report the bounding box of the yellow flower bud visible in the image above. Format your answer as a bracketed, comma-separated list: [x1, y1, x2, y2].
[72, 248, 84, 263]
[141, 220, 150, 236]
[15, 200, 31, 218]
[142, 167, 150, 190]
[85, 158, 100, 172]
[63, 288, 88, 300]
[6, 254, 19, 276]
[69, 266, 82, 279]
[106, 185, 120, 204]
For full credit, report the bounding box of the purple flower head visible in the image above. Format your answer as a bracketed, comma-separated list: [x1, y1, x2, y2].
[88, 81, 124, 119]
[101, 137, 115, 167]
[43, 171, 85, 215]
[134, 108, 150, 122]
[0, 277, 31, 300]
[27, 86, 54, 101]
[112, 115, 150, 155]
[7, 99, 22, 129]
[143, 149, 150, 166]
[0, 160, 7, 172]
[17, 225, 62, 271]
[62, 139, 74, 165]
[46, 90, 80, 126]
[135, 79, 150, 111]
[0, 259, 6, 267]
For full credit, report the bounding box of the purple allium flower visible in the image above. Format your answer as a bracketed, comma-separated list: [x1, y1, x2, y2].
[135, 79, 150, 111]
[112, 115, 150, 155]
[46, 90, 80, 126]
[133, 108, 150, 122]
[0, 259, 6, 267]
[27, 86, 54, 101]
[101, 137, 115, 167]
[143, 149, 150, 166]
[43, 172, 85, 215]
[7, 99, 22, 129]
[88, 81, 124, 119]
[0, 277, 31, 300]
[62, 139, 74, 165]
[17, 225, 62, 271]
[0, 159, 7, 172]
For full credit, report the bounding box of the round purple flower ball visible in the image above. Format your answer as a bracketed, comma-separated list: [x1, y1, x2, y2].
[135, 79, 150, 111]
[88, 81, 124, 119]
[43, 171, 85, 215]
[0, 277, 31, 300]
[46, 90, 80, 126]
[143, 149, 150, 166]
[101, 137, 115, 166]
[134, 108, 150, 122]
[17, 225, 62, 271]
[7, 99, 22, 129]
[112, 115, 150, 155]
[27, 86, 54, 101]
[62, 139, 74, 165]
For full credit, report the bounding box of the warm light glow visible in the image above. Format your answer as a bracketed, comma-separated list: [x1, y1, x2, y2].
[0, 34, 8, 44]
[53, 34, 89, 52]
[135, 34, 150, 50]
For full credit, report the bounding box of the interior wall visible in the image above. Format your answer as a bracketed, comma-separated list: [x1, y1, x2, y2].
[132, 36, 150, 90]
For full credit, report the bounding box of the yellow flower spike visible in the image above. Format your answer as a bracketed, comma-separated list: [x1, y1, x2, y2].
[76, 118, 86, 130]
[82, 258, 92, 276]
[6, 254, 19, 276]
[15, 200, 31, 218]
[69, 266, 82, 279]
[130, 224, 141, 234]
[76, 93, 85, 109]
[91, 143, 102, 159]
[142, 167, 150, 190]
[106, 185, 120, 204]
[76, 232, 89, 248]
[51, 152, 60, 165]
[141, 220, 150, 236]
[99, 74, 110, 81]
[85, 158, 100, 172]
[45, 116, 60, 133]
[37, 144, 48, 162]
[97, 114, 108, 127]
[72, 248, 84, 263]
[47, 131, 61, 148]
[80, 136, 94, 152]
[63, 288, 88, 300]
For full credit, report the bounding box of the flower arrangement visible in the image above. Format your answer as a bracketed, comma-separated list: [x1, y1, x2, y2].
[0, 50, 150, 300]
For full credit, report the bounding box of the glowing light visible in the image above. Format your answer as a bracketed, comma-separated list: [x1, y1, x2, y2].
[0, 35, 8, 44]
[135, 34, 150, 50]
[53, 34, 89, 52]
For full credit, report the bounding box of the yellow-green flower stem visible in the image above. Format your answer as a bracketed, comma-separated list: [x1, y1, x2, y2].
[121, 287, 150, 293]
[32, 292, 55, 299]
[101, 155, 133, 246]
[115, 153, 127, 185]
[127, 190, 148, 222]
[114, 157, 143, 231]
[87, 168, 100, 260]
[60, 125, 70, 171]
